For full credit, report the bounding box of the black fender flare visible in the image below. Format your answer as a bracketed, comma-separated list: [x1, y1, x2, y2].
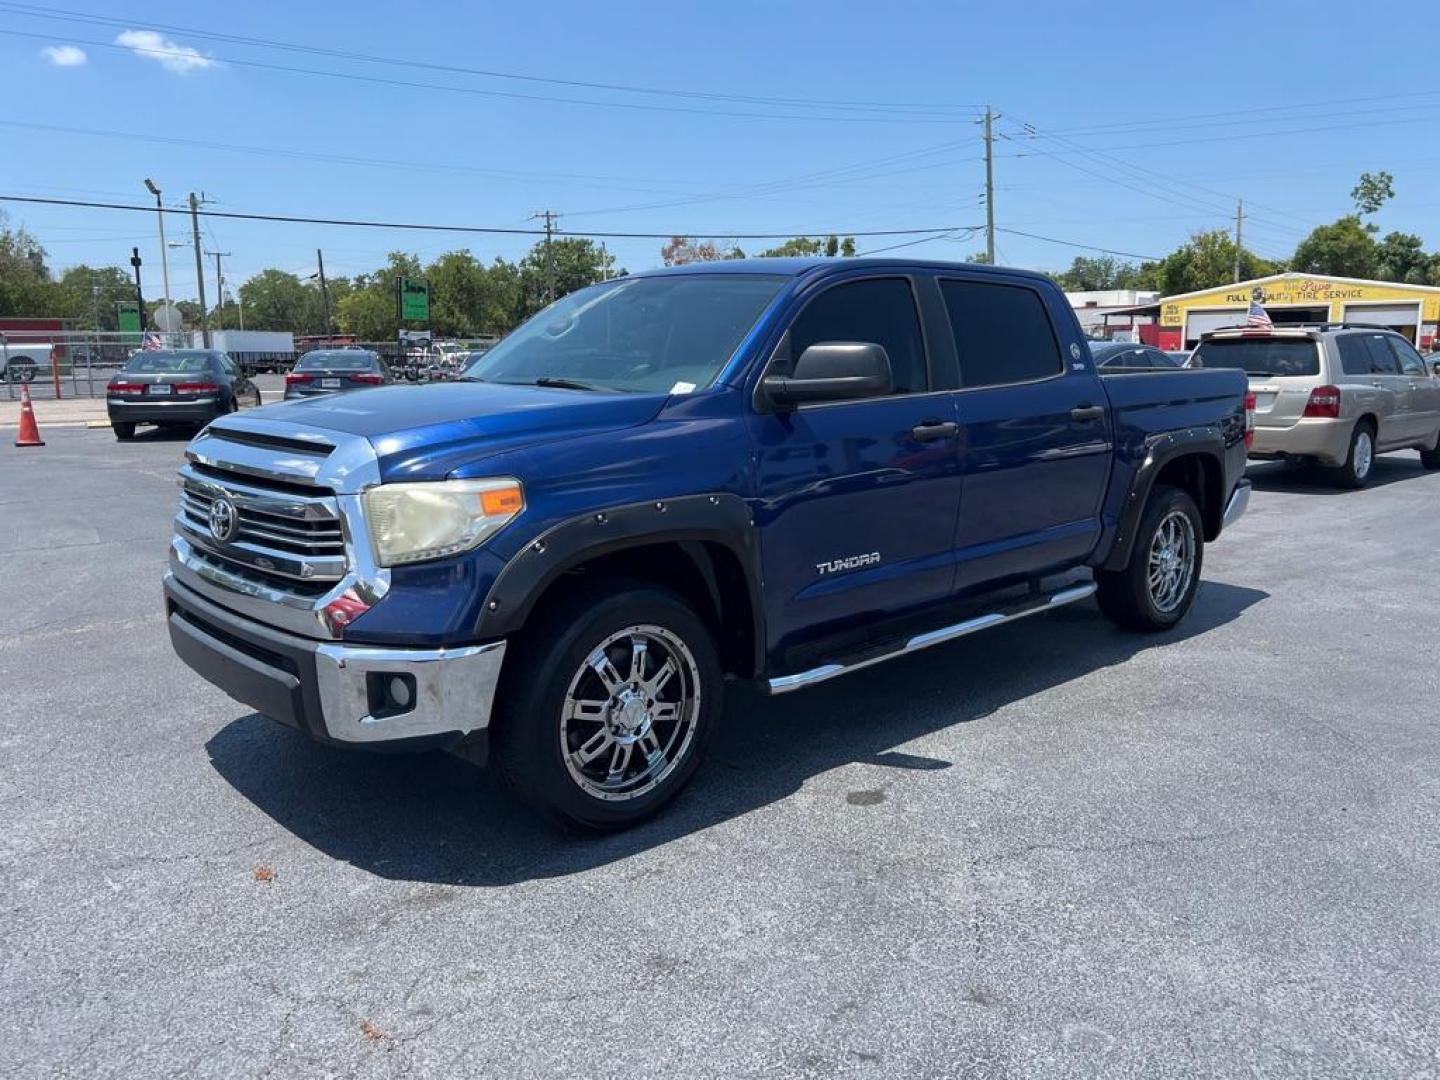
[475, 492, 767, 675]
[1103, 428, 1226, 572]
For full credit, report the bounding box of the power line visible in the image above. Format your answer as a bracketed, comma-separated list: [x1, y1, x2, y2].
[996, 113, 1312, 242]
[1, 2, 984, 117]
[0, 193, 978, 242]
[0, 26, 972, 126]
[857, 228, 978, 257]
[994, 227, 1162, 262]
[564, 138, 981, 218]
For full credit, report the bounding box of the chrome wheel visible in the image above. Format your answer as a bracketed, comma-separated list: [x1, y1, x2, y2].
[1353, 430, 1373, 480]
[561, 624, 701, 802]
[1147, 509, 1196, 614]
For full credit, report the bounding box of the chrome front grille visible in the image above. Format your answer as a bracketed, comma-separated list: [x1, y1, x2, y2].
[175, 463, 349, 597]
[169, 416, 387, 640]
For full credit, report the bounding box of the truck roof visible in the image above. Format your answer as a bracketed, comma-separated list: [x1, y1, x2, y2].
[633, 257, 1056, 286]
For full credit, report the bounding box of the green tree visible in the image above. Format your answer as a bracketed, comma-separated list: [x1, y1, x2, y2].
[756, 235, 856, 258]
[0, 212, 53, 316]
[332, 253, 424, 341]
[426, 250, 488, 337]
[1290, 216, 1378, 279]
[238, 269, 315, 332]
[518, 238, 617, 318]
[1375, 231, 1428, 283]
[50, 265, 135, 330]
[1155, 230, 1276, 294]
[1055, 255, 1123, 290]
[1351, 171, 1395, 216]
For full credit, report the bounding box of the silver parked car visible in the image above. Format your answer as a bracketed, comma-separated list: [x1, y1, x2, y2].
[1192, 325, 1440, 487]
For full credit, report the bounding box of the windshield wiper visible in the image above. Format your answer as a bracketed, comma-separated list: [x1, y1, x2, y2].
[531, 376, 601, 391]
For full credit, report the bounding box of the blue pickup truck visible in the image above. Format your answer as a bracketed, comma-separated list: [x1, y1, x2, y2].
[164, 259, 1252, 830]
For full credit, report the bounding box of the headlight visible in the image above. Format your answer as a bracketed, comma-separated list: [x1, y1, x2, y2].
[364, 478, 524, 566]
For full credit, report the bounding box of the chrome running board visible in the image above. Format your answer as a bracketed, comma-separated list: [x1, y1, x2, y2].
[763, 581, 1098, 695]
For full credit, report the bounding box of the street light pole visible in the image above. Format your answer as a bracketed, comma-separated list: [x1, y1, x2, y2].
[143, 179, 173, 328]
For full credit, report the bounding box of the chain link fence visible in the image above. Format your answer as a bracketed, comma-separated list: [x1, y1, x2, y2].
[1, 332, 502, 399]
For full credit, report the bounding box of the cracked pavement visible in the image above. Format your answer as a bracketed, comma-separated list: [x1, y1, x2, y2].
[2, 427, 1438, 1078]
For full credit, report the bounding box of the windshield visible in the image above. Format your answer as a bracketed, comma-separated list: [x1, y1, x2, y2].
[1191, 338, 1319, 377]
[463, 273, 787, 393]
[124, 351, 214, 373]
[298, 351, 377, 371]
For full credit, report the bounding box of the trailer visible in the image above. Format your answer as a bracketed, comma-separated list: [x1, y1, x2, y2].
[191, 330, 296, 374]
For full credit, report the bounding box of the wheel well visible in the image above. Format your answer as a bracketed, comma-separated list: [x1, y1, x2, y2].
[1355, 413, 1378, 434]
[1154, 452, 1223, 540]
[519, 541, 759, 678]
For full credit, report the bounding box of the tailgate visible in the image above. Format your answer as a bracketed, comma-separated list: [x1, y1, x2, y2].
[1248, 377, 1313, 428]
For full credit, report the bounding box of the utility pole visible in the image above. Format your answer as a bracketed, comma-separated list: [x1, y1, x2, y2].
[130, 247, 146, 331]
[530, 210, 559, 303]
[315, 249, 333, 337]
[983, 106, 996, 265]
[188, 193, 211, 347]
[207, 250, 231, 330]
[1233, 199, 1244, 283]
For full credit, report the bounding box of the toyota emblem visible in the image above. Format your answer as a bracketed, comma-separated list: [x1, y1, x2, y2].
[208, 496, 238, 544]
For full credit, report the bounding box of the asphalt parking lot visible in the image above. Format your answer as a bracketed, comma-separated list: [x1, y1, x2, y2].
[2, 427, 1437, 1079]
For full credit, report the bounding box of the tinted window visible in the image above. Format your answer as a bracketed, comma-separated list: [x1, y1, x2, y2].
[1362, 334, 1399, 374]
[298, 351, 380, 372]
[940, 280, 1063, 388]
[1189, 338, 1319, 377]
[1336, 335, 1371, 376]
[123, 350, 214, 373]
[1386, 336, 1427, 376]
[786, 278, 927, 394]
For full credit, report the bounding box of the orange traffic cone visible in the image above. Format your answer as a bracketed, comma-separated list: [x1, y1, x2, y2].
[14, 383, 44, 447]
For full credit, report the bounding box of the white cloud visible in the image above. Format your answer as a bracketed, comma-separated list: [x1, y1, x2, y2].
[41, 45, 87, 67]
[115, 29, 214, 74]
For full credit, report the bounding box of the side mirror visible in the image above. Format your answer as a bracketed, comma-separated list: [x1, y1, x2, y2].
[762, 342, 892, 409]
[1431, 359, 1440, 377]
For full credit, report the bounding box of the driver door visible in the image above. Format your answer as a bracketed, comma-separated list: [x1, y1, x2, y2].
[746, 275, 962, 661]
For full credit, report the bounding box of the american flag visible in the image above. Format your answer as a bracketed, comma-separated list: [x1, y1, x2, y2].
[1246, 297, 1273, 328]
[141, 331, 164, 351]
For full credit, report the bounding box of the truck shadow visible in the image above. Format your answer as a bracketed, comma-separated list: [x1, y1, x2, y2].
[206, 582, 1267, 887]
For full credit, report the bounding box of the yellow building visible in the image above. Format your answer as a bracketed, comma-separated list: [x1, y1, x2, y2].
[1157, 273, 1440, 351]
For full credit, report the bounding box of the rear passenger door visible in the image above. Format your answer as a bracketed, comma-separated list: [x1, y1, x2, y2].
[1358, 333, 1411, 447]
[938, 276, 1113, 591]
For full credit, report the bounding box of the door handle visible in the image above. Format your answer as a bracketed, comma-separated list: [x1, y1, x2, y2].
[911, 420, 960, 443]
[1071, 404, 1105, 422]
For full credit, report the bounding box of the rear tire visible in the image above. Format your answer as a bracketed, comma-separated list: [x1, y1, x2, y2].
[1331, 421, 1376, 488]
[491, 581, 723, 832]
[1096, 485, 1204, 633]
[112, 422, 136, 441]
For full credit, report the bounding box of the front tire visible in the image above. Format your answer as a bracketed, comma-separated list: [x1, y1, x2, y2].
[491, 582, 722, 832]
[1420, 429, 1440, 470]
[1331, 421, 1376, 488]
[1096, 485, 1204, 632]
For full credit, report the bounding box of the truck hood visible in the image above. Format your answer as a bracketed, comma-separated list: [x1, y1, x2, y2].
[252, 381, 667, 480]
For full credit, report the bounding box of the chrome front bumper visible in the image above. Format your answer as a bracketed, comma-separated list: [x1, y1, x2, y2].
[1223, 479, 1251, 528]
[165, 574, 505, 746]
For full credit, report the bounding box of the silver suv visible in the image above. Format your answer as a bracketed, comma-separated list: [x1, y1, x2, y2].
[1192, 325, 1440, 487]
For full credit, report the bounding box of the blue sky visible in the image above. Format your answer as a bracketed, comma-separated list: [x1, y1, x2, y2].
[7, 0, 1439, 301]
